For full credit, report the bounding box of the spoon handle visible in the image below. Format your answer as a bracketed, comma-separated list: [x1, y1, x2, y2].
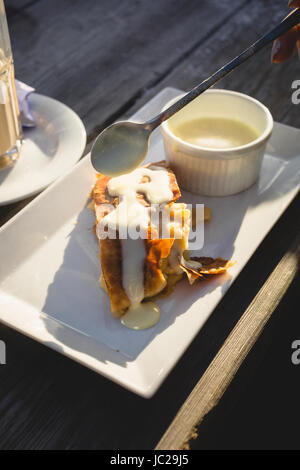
[146, 7, 300, 130]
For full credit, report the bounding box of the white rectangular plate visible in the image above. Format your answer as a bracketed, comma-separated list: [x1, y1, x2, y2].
[0, 87, 299, 397]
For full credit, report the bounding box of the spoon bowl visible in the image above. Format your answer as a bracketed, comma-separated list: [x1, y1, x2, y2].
[91, 121, 150, 177]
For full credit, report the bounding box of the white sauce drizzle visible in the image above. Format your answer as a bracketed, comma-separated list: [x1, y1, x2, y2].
[100, 166, 174, 329]
[121, 301, 161, 330]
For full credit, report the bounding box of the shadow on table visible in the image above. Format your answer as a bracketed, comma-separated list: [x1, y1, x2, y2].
[41, 145, 299, 365]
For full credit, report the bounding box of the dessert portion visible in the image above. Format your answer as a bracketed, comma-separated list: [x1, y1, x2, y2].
[92, 161, 234, 329]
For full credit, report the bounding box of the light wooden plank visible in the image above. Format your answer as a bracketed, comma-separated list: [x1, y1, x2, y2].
[156, 232, 300, 450]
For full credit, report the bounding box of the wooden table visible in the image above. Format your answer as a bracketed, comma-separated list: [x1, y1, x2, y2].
[0, 0, 299, 450]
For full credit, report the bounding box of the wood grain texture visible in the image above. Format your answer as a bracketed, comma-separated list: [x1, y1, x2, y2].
[156, 232, 300, 450]
[0, 200, 298, 450]
[0, 0, 245, 227]
[8, 0, 245, 136]
[123, 0, 295, 126]
[5, 0, 42, 13]
[190, 268, 299, 450]
[1, 1, 296, 226]
[0, 0, 299, 450]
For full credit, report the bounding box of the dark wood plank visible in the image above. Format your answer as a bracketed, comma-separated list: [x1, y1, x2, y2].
[0, 0, 299, 450]
[5, 0, 42, 13]
[190, 268, 299, 450]
[0, 0, 294, 228]
[0, 0, 247, 227]
[156, 232, 300, 450]
[7, 0, 246, 136]
[0, 193, 298, 450]
[124, 0, 297, 127]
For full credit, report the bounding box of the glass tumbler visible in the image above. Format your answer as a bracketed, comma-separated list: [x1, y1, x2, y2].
[0, 0, 22, 171]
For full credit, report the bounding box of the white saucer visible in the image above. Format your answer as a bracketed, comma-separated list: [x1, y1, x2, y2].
[0, 93, 86, 206]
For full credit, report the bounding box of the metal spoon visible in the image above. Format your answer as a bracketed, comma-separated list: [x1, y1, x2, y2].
[91, 8, 300, 176]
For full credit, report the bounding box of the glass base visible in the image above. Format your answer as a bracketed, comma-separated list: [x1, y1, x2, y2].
[0, 139, 22, 171]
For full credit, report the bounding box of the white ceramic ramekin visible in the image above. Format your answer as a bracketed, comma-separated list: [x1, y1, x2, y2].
[161, 89, 273, 196]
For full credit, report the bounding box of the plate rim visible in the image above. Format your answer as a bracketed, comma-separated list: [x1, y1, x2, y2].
[0, 92, 87, 206]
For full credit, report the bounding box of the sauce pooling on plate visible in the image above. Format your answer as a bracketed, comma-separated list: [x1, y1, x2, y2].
[121, 302, 161, 330]
[169, 117, 259, 149]
[100, 166, 173, 330]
